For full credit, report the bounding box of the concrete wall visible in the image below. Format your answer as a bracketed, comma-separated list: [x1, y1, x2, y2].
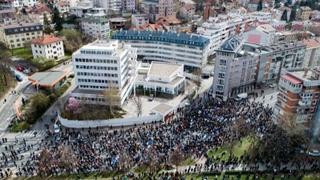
[58, 113, 162, 128]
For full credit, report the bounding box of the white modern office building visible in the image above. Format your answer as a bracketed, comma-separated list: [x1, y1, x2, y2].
[135, 62, 185, 95]
[111, 30, 210, 73]
[31, 35, 65, 60]
[196, 13, 253, 55]
[81, 10, 110, 39]
[72, 40, 137, 106]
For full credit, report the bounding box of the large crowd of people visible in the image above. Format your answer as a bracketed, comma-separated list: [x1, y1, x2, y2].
[1, 94, 319, 178]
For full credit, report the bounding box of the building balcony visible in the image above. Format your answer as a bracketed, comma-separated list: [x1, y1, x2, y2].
[303, 80, 320, 87]
[298, 100, 312, 106]
[279, 81, 301, 94]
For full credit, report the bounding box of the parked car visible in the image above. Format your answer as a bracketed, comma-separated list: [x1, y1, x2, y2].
[269, 83, 276, 88]
[148, 94, 154, 101]
[54, 124, 60, 134]
[15, 74, 23, 82]
[15, 65, 25, 72]
[23, 68, 30, 74]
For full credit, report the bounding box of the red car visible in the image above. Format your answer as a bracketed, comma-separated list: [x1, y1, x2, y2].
[16, 65, 25, 72]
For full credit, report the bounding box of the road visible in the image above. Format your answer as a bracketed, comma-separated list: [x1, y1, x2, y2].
[0, 129, 48, 177]
[0, 69, 30, 131]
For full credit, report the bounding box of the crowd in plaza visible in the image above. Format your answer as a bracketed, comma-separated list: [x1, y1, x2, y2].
[0, 93, 319, 178]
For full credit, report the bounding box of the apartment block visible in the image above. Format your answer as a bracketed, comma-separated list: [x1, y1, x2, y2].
[211, 37, 258, 101]
[81, 10, 110, 39]
[0, 0, 38, 9]
[243, 41, 306, 84]
[302, 38, 320, 68]
[141, 0, 174, 22]
[274, 68, 320, 129]
[197, 13, 253, 55]
[0, 22, 43, 49]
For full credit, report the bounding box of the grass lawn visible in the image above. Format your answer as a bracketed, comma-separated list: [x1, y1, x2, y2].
[12, 48, 59, 71]
[9, 121, 30, 132]
[207, 136, 257, 162]
[302, 174, 320, 180]
[185, 173, 306, 180]
[61, 104, 126, 120]
[12, 48, 33, 60]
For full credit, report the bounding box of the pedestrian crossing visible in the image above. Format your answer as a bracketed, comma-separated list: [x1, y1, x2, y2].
[2, 130, 48, 140]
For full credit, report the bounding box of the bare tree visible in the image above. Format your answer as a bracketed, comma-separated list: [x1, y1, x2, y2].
[169, 147, 184, 171]
[57, 144, 78, 169]
[37, 149, 53, 176]
[132, 95, 142, 117]
[103, 86, 120, 117]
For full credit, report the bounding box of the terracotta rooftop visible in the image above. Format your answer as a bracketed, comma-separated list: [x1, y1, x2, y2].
[302, 39, 320, 49]
[282, 74, 302, 85]
[27, 3, 51, 14]
[32, 35, 63, 45]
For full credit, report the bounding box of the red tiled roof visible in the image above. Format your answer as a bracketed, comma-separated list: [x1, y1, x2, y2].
[303, 39, 320, 48]
[282, 74, 302, 84]
[247, 34, 261, 44]
[27, 4, 51, 14]
[32, 35, 63, 45]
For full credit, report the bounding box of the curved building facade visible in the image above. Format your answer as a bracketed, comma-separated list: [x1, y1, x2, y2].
[111, 30, 210, 72]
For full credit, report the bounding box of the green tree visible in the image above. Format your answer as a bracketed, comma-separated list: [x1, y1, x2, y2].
[60, 29, 83, 53]
[43, 13, 53, 34]
[257, 0, 263, 11]
[289, 6, 297, 21]
[281, 9, 288, 21]
[52, 7, 63, 31]
[26, 93, 50, 124]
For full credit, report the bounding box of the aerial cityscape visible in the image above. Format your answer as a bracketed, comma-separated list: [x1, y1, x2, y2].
[0, 0, 320, 179]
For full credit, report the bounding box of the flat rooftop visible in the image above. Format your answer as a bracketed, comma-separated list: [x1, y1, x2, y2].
[148, 62, 182, 78]
[137, 74, 184, 86]
[290, 70, 319, 82]
[29, 71, 67, 87]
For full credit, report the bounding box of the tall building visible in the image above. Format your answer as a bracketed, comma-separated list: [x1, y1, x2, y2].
[197, 13, 253, 55]
[111, 30, 210, 72]
[72, 40, 137, 106]
[0, 22, 43, 49]
[274, 67, 320, 129]
[122, 0, 135, 12]
[94, 0, 122, 14]
[302, 38, 320, 68]
[141, 0, 174, 22]
[211, 37, 257, 101]
[70, 0, 94, 17]
[243, 41, 306, 84]
[80, 9, 110, 39]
